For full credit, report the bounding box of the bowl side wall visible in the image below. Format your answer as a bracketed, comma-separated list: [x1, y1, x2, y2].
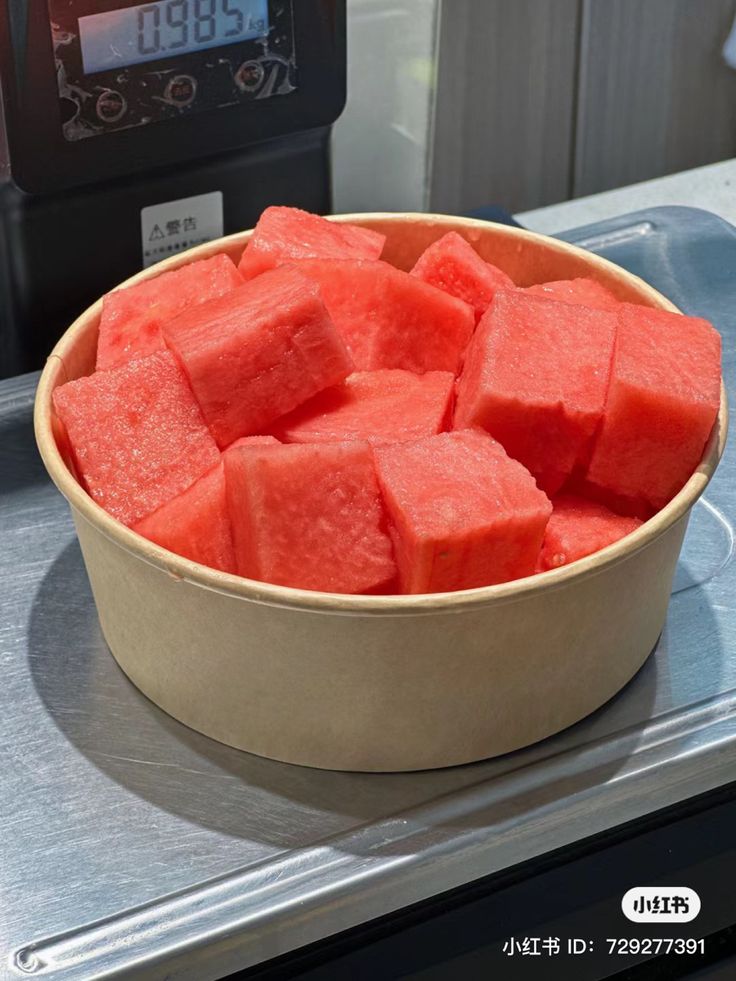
[74, 505, 687, 771]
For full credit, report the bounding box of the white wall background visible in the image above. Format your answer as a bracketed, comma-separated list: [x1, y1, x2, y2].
[331, 0, 439, 213]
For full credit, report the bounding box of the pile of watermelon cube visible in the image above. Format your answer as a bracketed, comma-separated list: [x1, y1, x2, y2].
[53, 207, 721, 595]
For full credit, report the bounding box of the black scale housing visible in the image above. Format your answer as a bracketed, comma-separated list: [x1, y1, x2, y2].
[0, 0, 346, 377]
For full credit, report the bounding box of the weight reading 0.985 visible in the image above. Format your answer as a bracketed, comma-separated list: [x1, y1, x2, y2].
[137, 0, 266, 57]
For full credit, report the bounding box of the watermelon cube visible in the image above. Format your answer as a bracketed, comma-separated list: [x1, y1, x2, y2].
[238, 206, 386, 280]
[96, 253, 243, 371]
[52, 351, 220, 527]
[295, 259, 475, 373]
[162, 267, 354, 448]
[410, 231, 514, 323]
[585, 304, 721, 510]
[224, 441, 396, 594]
[374, 430, 551, 593]
[270, 369, 455, 446]
[538, 494, 642, 571]
[133, 436, 278, 573]
[454, 290, 617, 494]
[521, 278, 619, 311]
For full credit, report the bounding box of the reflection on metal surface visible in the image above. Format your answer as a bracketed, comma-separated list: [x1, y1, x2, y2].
[567, 221, 655, 253]
[673, 498, 734, 594]
[1, 207, 735, 979]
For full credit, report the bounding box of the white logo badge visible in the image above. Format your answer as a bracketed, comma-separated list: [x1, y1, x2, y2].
[622, 887, 701, 923]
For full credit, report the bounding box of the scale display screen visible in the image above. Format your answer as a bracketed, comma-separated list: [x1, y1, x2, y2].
[78, 0, 270, 74]
[47, 0, 297, 142]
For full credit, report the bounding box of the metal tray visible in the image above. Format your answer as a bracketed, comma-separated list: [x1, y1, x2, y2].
[1, 206, 734, 981]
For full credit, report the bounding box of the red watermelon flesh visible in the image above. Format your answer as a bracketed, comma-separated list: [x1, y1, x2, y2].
[133, 463, 233, 572]
[538, 494, 642, 572]
[238, 206, 386, 280]
[132, 436, 278, 573]
[52, 351, 220, 527]
[228, 435, 281, 450]
[374, 430, 551, 593]
[295, 259, 475, 373]
[270, 370, 455, 446]
[162, 267, 354, 448]
[454, 290, 617, 494]
[521, 278, 620, 311]
[585, 303, 721, 510]
[410, 231, 514, 322]
[224, 441, 396, 594]
[96, 253, 243, 371]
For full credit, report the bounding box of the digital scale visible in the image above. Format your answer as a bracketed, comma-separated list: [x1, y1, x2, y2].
[0, 0, 346, 377]
[1, 207, 735, 980]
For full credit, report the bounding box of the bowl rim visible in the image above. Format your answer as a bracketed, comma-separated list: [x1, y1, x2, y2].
[34, 212, 729, 616]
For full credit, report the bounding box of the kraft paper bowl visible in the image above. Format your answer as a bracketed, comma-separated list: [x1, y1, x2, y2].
[34, 214, 728, 771]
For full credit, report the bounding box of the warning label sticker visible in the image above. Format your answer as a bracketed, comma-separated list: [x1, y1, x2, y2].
[140, 191, 224, 268]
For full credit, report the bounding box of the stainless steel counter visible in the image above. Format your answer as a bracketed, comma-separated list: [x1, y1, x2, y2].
[1, 206, 734, 981]
[519, 159, 736, 234]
